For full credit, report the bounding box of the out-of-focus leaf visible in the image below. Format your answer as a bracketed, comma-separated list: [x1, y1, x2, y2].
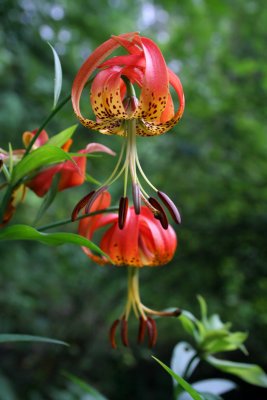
[0, 225, 107, 258]
[206, 356, 267, 387]
[0, 334, 68, 346]
[62, 371, 108, 400]
[12, 145, 74, 183]
[171, 341, 199, 380]
[0, 373, 17, 400]
[48, 43, 62, 109]
[46, 125, 77, 148]
[179, 312, 197, 337]
[197, 295, 208, 321]
[153, 357, 203, 400]
[203, 332, 248, 354]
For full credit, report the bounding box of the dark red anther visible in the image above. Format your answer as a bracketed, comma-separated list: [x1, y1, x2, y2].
[120, 318, 129, 347]
[109, 319, 120, 349]
[138, 317, 147, 344]
[84, 185, 109, 214]
[148, 197, 168, 230]
[118, 196, 129, 229]
[147, 317, 158, 348]
[157, 191, 181, 224]
[71, 191, 95, 221]
[132, 183, 141, 215]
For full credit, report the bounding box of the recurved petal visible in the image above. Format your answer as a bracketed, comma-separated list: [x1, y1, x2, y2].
[132, 37, 169, 121]
[83, 142, 116, 156]
[72, 32, 137, 122]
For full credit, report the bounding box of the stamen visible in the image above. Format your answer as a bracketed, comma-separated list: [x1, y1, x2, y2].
[132, 183, 141, 215]
[147, 317, 157, 348]
[84, 185, 109, 214]
[148, 197, 168, 229]
[109, 319, 120, 349]
[118, 196, 129, 229]
[71, 191, 95, 221]
[138, 316, 147, 344]
[157, 191, 181, 224]
[121, 317, 129, 347]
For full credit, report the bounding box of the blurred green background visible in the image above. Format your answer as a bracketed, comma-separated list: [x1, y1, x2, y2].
[0, 0, 267, 398]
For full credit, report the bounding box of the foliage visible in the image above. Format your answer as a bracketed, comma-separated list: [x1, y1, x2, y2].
[0, 0, 267, 399]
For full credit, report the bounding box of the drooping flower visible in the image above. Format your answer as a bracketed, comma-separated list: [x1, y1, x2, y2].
[72, 32, 185, 137]
[78, 191, 180, 348]
[23, 129, 115, 197]
[72, 32, 184, 231]
[0, 129, 115, 225]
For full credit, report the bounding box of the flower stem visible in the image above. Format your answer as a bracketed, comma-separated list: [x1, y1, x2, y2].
[23, 93, 71, 157]
[36, 206, 118, 231]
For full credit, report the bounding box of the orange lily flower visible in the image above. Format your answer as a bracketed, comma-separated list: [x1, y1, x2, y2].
[0, 129, 114, 225]
[72, 32, 184, 136]
[78, 191, 180, 348]
[72, 33, 184, 231]
[22, 129, 115, 197]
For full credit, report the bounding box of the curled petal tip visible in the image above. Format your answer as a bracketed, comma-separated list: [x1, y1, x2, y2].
[157, 191, 181, 224]
[118, 196, 129, 229]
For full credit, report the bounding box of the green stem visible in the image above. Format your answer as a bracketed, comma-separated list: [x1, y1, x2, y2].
[23, 93, 71, 157]
[37, 206, 118, 231]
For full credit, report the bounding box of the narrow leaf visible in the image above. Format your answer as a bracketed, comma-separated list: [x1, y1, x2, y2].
[12, 145, 74, 183]
[46, 125, 78, 148]
[206, 356, 267, 387]
[0, 334, 68, 346]
[62, 371, 108, 400]
[153, 356, 203, 400]
[0, 224, 107, 258]
[48, 43, 63, 109]
[197, 295, 208, 321]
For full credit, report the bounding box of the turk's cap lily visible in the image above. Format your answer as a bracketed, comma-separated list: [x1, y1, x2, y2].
[72, 32, 185, 136]
[78, 191, 177, 267]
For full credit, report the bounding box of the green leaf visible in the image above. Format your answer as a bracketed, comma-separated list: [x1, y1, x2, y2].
[11, 145, 74, 183]
[203, 332, 248, 354]
[48, 43, 63, 109]
[206, 356, 267, 387]
[0, 373, 17, 400]
[46, 125, 78, 148]
[0, 334, 68, 346]
[197, 295, 208, 321]
[62, 371, 108, 400]
[179, 313, 197, 337]
[153, 356, 204, 400]
[85, 173, 101, 185]
[0, 224, 107, 258]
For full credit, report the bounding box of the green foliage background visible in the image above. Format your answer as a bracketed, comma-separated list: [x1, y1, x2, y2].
[0, 0, 267, 398]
